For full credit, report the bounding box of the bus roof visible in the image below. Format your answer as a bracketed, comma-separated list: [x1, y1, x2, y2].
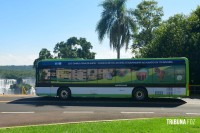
[37, 57, 188, 69]
[38, 57, 188, 62]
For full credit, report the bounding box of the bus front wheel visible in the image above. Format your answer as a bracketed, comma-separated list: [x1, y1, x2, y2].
[132, 87, 148, 101]
[58, 88, 71, 100]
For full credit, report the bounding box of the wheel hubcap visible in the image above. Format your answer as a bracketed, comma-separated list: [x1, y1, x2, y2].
[61, 90, 68, 99]
[136, 91, 144, 99]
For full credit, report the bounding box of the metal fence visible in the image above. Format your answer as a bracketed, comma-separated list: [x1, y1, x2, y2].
[190, 85, 200, 97]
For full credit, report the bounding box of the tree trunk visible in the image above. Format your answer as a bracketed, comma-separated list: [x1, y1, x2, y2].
[117, 19, 121, 59]
[117, 46, 120, 59]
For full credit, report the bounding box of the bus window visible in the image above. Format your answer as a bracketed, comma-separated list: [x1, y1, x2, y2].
[39, 69, 51, 83]
[87, 69, 98, 84]
[71, 69, 87, 83]
[153, 66, 174, 83]
[115, 68, 131, 83]
[97, 69, 115, 84]
[56, 68, 71, 82]
[132, 67, 152, 83]
[175, 65, 186, 83]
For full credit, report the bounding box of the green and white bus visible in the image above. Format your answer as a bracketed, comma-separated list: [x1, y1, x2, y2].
[35, 57, 189, 101]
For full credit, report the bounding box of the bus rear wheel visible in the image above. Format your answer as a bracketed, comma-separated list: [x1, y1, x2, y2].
[58, 88, 71, 100]
[132, 87, 148, 101]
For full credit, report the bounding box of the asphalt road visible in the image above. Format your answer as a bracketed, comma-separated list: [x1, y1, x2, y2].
[0, 95, 200, 127]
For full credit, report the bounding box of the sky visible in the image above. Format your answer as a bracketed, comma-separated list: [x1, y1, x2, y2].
[0, 0, 199, 65]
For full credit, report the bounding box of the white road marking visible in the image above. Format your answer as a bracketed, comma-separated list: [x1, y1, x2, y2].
[63, 111, 94, 114]
[1, 112, 35, 114]
[186, 113, 200, 115]
[121, 112, 154, 114]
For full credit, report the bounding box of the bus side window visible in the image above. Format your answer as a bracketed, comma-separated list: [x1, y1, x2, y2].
[87, 69, 97, 84]
[131, 67, 151, 83]
[174, 65, 186, 83]
[115, 68, 131, 83]
[55, 68, 71, 82]
[71, 69, 87, 83]
[153, 66, 174, 83]
[39, 69, 51, 81]
[97, 68, 116, 84]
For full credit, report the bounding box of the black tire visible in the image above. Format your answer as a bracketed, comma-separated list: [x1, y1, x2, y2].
[132, 87, 148, 101]
[58, 88, 71, 100]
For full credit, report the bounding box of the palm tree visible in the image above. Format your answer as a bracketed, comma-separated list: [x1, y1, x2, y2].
[96, 0, 136, 59]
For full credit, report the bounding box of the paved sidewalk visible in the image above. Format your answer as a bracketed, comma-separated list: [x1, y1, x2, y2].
[0, 94, 35, 97]
[182, 98, 200, 104]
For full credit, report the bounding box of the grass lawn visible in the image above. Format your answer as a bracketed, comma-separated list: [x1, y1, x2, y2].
[0, 117, 199, 133]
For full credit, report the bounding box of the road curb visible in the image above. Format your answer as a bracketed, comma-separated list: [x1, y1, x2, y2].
[0, 95, 35, 97]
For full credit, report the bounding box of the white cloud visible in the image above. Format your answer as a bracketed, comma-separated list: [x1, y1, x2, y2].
[0, 54, 37, 65]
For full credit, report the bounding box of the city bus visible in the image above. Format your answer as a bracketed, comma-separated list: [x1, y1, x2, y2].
[35, 57, 189, 101]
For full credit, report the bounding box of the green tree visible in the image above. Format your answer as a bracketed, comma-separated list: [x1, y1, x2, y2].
[139, 6, 200, 84]
[33, 48, 53, 68]
[33, 37, 95, 68]
[38, 48, 53, 59]
[187, 6, 200, 84]
[77, 38, 96, 59]
[96, 0, 136, 59]
[54, 37, 78, 58]
[139, 14, 188, 58]
[53, 37, 96, 59]
[0, 66, 35, 79]
[132, 0, 163, 51]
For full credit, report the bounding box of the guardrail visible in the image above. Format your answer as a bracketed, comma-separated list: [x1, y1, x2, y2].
[190, 85, 200, 97]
